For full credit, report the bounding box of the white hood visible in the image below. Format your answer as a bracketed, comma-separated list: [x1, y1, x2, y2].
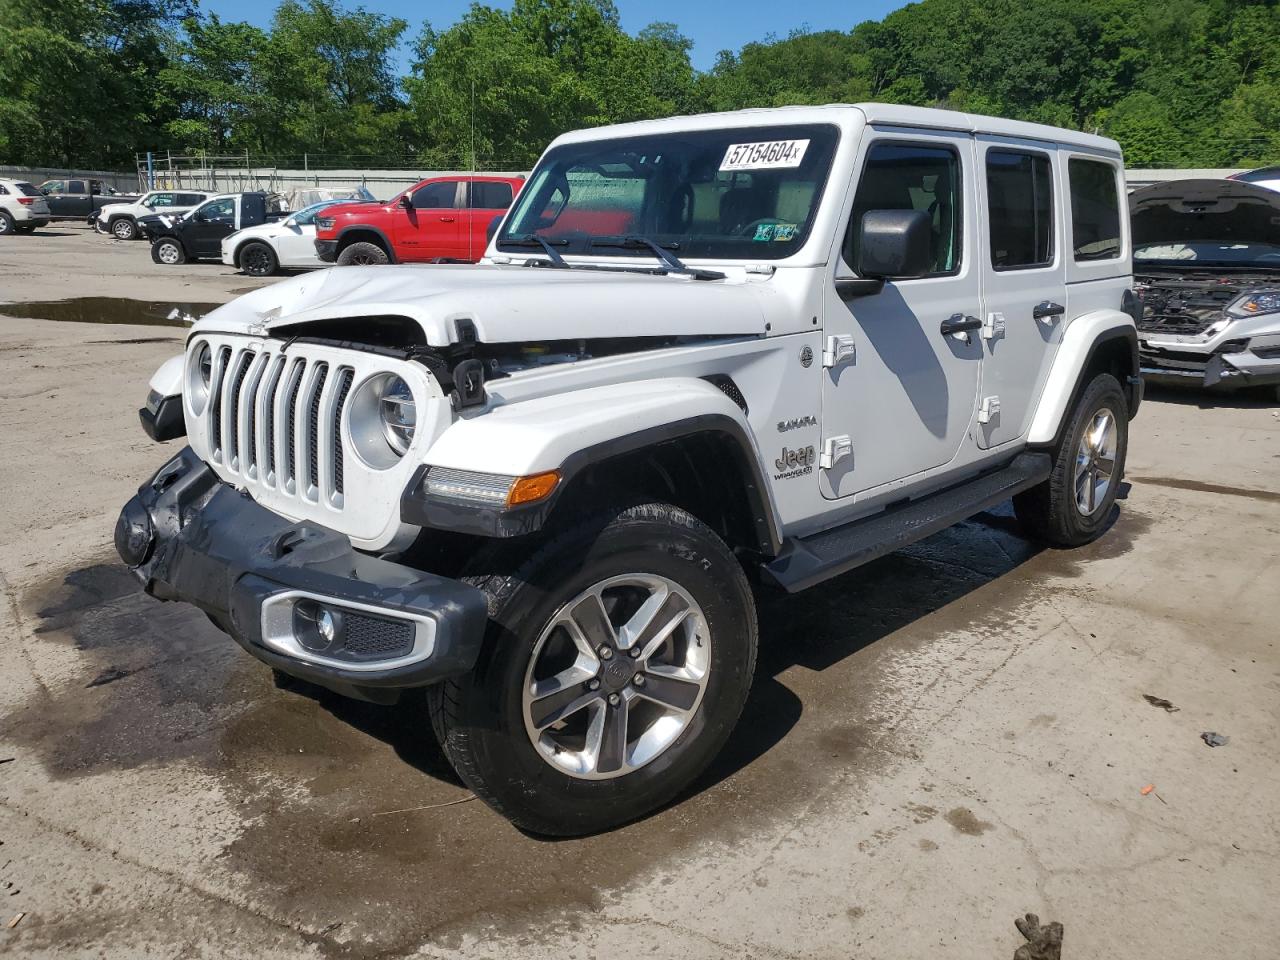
[191, 264, 771, 345]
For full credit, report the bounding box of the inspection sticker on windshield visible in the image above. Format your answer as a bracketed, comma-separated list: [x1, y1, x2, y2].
[720, 139, 810, 171]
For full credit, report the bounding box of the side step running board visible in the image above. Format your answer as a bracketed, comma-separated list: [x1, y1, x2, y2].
[761, 451, 1052, 593]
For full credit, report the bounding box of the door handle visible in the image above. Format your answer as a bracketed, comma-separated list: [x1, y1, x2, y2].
[1033, 301, 1065, 321]
[439, 216, 456, 223]
[940, 313, 982, 337]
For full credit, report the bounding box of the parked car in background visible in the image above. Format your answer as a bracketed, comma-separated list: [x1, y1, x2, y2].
[1132, 178, 1280, 399]
[38, 178, 138, 219]
[0, 178, 52, 234]
[1227, 166, 1280, 194]
[313, 175, 523, 265]
[95, 190, 212, 240]
[147, 192, 288, 265]
[222, 198, 376, 276]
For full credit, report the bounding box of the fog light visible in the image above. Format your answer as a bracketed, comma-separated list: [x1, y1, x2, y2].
[293, 600, 344, 652]
[114, 498, 154, 566]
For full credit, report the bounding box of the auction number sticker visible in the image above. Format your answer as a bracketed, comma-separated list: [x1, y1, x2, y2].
[720, 139, 810, 171]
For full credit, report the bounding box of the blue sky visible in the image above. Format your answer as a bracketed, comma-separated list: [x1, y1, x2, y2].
[200, 0, 906, 72]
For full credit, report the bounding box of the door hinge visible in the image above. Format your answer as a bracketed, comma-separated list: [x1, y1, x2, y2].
[820, 435, 853, 470]
[978, 395, 1001, 424]
[822, 334, 857, 369]
[982, 312, 1006, 341]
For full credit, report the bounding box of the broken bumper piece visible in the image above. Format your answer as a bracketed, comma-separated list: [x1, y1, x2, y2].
[115, 447, 489, 703]
[1140, 337, 1280, 390]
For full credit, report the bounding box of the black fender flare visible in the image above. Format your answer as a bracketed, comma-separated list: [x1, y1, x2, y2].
[401, 414, 782, 556]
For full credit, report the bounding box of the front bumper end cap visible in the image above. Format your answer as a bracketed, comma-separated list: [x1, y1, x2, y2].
[116, 448, 490, 702]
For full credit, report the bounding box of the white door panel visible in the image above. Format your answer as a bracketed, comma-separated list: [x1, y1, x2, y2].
[820, 129, 982, 499]
[974, 137, 1067, 448]
[275, 224, 319, 266]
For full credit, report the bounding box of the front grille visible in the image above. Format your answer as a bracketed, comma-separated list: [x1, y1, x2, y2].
[202, 343, 351, 509]
[341, 613, 415, 660]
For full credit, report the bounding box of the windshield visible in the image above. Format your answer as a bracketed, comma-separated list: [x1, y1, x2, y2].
[497, 123, 840, 261]
[290, 200, 344, 225]
[1134, 240, 1280, 266]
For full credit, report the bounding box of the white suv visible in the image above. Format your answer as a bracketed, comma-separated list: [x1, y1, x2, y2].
[118, 105, 1141, 836]
[0, 178, 52, 234]
[95, 190, 212, 240]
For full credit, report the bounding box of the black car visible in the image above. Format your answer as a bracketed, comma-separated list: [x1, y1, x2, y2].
[145, 192, 287, 265]
[38, 178, 138, 219]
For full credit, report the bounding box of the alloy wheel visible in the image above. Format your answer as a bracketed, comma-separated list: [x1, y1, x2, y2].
[521, 574, 711, 780]
[1074, 406, 1118, 515]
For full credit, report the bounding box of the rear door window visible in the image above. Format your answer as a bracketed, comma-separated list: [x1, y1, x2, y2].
[177, 194, 204, 206]
[845, 142, 962, 276]
[986, 150, 1054, 269]
[68, 180, 86, 194]
[468, 181, 514, 210]
[1069, 159, 1121, 261]
[413, 181, 460, 209]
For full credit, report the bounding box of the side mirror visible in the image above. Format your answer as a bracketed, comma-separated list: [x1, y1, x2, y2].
[486, 214, 502, 243]
[398, 194, 412, 210]
[837, 209, 933, 300]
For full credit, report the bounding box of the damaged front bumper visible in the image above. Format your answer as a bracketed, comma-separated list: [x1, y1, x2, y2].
[115, 447, 489, 703]
[1140, 333, 1280, 390]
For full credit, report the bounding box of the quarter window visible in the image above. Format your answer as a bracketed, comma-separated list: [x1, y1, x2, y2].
[845, 143, 961, 276]
[469, 181, 514, 210]
[986, 150, 1054, 269]
[413, 181, 459, 209]
[1069, 158, 1121, 261]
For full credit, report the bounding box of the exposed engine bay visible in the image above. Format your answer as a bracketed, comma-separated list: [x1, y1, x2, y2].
[1134, 272, 1276, 336]
[268, 313, 735, 407]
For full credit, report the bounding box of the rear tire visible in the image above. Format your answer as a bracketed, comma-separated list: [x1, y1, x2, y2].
[429, 502, 757, 836]
[0, 211, 14, 236]
[110, 217, 137, 240]
[239, 240, 278, 277]
[151, 238, 186, 265]
[1014, 372, 1128, 547]
[335, 241, 389, 266]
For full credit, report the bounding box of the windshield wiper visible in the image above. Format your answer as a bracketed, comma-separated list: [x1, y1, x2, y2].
[503, 234, 570, 268]
[590, 235, 725, 281]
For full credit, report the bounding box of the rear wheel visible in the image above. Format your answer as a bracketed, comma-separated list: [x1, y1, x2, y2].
[429, 502, 757, 836]
[151, 238, 185, 265]
[1014, 372, 1128, 547]
[0, 211, 14, 236]
[336, 241, 389, 266]
[110, 217, 137, 240]
[239, 240, 278, 277]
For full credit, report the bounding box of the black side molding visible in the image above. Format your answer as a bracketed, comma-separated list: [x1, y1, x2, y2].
[760, 452, 1052, 593]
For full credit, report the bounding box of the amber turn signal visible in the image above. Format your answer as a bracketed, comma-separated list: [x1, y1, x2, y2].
[507, 470, 561, 506]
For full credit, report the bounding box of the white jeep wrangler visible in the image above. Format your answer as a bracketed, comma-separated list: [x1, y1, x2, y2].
[117, 105, 1141, 835]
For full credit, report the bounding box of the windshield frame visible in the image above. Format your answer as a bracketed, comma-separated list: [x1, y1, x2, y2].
[496, 122, 842, 263]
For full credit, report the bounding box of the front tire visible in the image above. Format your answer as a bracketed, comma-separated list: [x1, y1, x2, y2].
[429, 502, 757, 836]
[335, 241, 389, 266]
[151, 238, 186, 265]
[1014, 372, 1128, 547]
[110, 217, 137, 240]
[239, 240, 278, 277]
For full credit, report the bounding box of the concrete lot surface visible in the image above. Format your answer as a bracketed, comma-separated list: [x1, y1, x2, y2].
[1, 227, 1278, 959]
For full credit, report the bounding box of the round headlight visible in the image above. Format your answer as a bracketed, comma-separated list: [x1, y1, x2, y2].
[377, 375, 416, 455]
[187, 342, 213, 413]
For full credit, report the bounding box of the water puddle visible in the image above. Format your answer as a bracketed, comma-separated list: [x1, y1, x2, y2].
[0, 297, 222, 327]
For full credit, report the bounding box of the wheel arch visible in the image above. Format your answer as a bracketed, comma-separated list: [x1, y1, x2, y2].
[1027, 310, 1140, 449]
[403, 380, 782, 559]
[336, 225, 397, 263]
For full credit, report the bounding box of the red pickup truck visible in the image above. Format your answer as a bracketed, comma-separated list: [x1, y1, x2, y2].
[314, 175, 524, 265]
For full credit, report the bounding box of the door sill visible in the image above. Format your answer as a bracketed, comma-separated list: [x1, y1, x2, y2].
[761, 451, 1051, 593]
